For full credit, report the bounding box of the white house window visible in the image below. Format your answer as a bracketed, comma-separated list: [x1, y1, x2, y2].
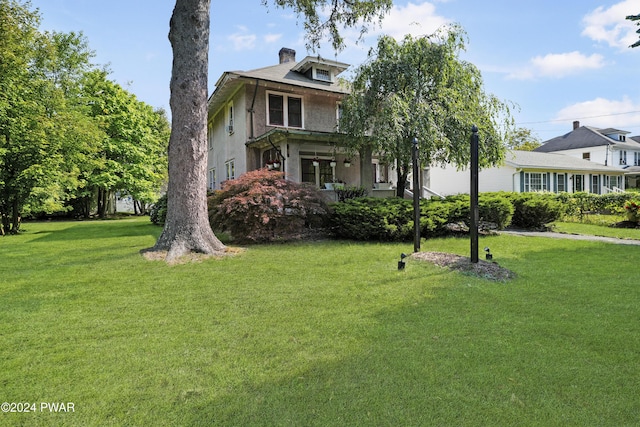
[208, 168, 216, 190]
[620, 150, 627, 165]
[208, 124, 214, 150]
[634, 152, 640, 166]
[336, 102, 343, 131]
[267, 92, 303, 128]
[591, 175, 600, 194]
[227, 102, 234, 134]
[557, 174, 566, 192]
[524, 172, 549, 192]
[610, 175, 620, 189]
[225, 160, 235, 181]
[582, 152, 590, 161]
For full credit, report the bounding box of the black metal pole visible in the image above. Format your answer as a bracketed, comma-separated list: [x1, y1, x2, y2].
[412, 137, 420, 253]
[470, 126, 479, 263]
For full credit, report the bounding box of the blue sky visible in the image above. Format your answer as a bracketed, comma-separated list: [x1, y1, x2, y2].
[31, 0, 640, 141]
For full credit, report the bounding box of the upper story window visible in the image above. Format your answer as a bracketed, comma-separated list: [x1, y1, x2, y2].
[227, 102, 234, 134]
[582, 152, 590, 161]
[335, 102, 343, 131]
[207, 124, 214, 150]
[620, 150, 627, 165]
[314, 68, 331, 82]
[267, 92, 303, 128]
[635, 152, 640, 166]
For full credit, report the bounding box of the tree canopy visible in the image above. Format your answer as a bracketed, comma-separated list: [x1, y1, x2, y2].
[339, 25, 515, 196]
[505, 127, 541, 151]
[0, 0, 168, 233]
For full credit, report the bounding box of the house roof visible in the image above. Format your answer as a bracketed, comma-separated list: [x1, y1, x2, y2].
[208, 55, 350, 116]
[506, 150, 624, 174]
[534, 125, 640, 153]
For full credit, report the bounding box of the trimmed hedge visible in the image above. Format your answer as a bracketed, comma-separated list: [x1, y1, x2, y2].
[329, 193, 514, 241]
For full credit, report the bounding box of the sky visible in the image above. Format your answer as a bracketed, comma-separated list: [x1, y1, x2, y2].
[30, 0, 640, 141]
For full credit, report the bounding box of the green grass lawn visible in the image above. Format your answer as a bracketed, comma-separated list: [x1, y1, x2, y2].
[1, 218, 639, 426]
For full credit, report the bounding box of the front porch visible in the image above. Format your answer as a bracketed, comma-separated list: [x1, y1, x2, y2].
[248, 128, 398, 197]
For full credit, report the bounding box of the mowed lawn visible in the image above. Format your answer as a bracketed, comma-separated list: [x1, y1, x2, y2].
[1, 218, 639, 426]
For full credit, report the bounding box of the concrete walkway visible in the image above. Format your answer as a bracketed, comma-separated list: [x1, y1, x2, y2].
[500, 230, 640, 246]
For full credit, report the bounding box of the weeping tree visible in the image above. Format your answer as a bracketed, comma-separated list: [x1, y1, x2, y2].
[339, 25, 515, 197]
[151, 0, 392, 261]
[628, 13, 640, 48]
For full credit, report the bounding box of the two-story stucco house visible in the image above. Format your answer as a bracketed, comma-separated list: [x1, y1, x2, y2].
[206, 48, 394, 196]
[534, 121, 640, 188]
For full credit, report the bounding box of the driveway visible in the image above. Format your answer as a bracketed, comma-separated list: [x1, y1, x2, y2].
[500, 230, 640, 246]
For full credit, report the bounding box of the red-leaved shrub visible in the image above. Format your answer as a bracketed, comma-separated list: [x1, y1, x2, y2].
[208, 169, 329, 243]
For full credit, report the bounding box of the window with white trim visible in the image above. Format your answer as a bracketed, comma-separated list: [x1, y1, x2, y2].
[620, 150, 627, 165]
[225, 160, 235, 181]
[336, 102, 343, 131]
[267, 92, 303, 128]
[227, 102, 234, 134]
[591, 175, 600, 194]
[634, 152, 640, 166]
[314, 68, 331, 82]
[557, 174, 566, 192]
[208, 168, 216, 190]
[524, 172, 549, 192]
[207, 124, 214, 150]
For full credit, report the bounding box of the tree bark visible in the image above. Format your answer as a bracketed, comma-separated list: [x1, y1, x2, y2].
[151, 0, 225, 261]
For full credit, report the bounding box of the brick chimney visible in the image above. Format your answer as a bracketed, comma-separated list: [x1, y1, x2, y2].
[573, 120, 580, 130]
[279, 48, 296, 64]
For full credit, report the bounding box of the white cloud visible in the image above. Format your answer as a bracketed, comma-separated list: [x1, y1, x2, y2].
[555, 96, 640, 129]
[507, 51, 605, 80]
[376, 2, 450, 40]
[264, 33, 282, 44]
[228, 26, 257, 51]
[582, 0, 638, 49]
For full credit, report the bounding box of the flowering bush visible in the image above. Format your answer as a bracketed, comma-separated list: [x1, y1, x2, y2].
[624, 200, 640, 221]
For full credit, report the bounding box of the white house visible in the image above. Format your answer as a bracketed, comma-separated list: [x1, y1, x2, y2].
[426, 150, 625, 196]
[534, 121, 640, 188]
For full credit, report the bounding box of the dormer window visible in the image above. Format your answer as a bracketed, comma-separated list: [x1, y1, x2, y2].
[620, 135, 626, 142]
[314, 68, 331, 82]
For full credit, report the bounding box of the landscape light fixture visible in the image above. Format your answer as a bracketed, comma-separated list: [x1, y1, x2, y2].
[484, 247, 493, 261]
[398, 253, 408, 270]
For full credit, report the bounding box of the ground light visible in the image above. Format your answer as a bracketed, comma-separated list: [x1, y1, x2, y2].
[398, 253, 408, 270]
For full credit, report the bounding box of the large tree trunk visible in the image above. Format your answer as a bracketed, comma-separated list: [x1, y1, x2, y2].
[151, 0, 225, 261]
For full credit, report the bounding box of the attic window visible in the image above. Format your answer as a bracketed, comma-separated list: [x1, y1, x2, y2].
[619, 135, 626, 142]
[314, 68, 331, 82]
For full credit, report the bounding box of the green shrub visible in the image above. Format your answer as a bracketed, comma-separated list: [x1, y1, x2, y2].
[330, 197, 412, 241]
[334, 185, 368, 202]
[479, 193, 514, 229]
[330, 193, 514, 241]
[506, 193, 564, 229]
[208, 169, 329, 243]
[149, 194, 168, 226]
